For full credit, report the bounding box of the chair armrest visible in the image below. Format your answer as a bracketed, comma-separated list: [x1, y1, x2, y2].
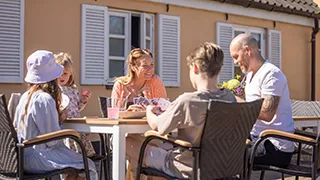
[144, 130, 193, 148]
[294, 128, 318, 139]
[260, 129, 315, 144]
[246, 139, 251, 145]
[24, 129, 80, 145]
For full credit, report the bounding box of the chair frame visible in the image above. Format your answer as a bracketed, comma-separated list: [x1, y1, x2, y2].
[97, 96, 113, 180]
[0, 94, 90, 180]
[136, 131, 200, 180]
[135, 99, 264, 180]
[248, 129, 320, 180]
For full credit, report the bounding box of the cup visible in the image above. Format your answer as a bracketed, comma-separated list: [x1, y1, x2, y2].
[107, 98, 127, 119]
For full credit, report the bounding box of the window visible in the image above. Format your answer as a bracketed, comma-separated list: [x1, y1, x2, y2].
[108, 11, 129, 81]
[0, 0, 24, 83]
[107, 11, 154, 82]
[81, 5, 154, 85]
[216, 22, 281, 83]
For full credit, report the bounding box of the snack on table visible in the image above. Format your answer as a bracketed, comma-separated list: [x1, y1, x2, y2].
[127, 104, 146, 112]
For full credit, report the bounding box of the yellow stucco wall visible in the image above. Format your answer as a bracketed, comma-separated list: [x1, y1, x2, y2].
[0, 0, 318, 116]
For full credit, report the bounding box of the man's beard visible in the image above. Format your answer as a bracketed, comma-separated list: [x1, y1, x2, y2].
[240, 65, 248, 73]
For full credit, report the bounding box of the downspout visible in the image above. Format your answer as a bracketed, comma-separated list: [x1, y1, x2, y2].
[312, 18, 319, 101]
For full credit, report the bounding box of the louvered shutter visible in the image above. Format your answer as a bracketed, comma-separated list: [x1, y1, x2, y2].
[216, 22, 234, 83]
[268, 29, 281, 69]
[0, 0, 24, 83]
[158, 14, 180, 87]
[81, 4, 108, 85]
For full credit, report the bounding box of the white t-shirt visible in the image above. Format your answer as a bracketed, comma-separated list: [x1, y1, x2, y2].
[245, 61, 294, 152]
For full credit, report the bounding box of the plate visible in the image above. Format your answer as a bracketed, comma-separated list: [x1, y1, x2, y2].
[119, 111, 146, 119]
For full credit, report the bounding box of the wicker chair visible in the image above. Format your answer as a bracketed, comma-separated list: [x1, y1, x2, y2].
[0, 94, 90, 179]
[249, 129, 320, 180]
[135, 99, 264, 180]
[249, 99, 320, 180]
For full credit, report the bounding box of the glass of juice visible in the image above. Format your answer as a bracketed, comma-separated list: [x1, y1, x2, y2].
[107, 98, 127, 119]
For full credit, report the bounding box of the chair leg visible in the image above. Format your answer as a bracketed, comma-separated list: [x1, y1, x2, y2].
[103, 158, 108, 180]
[295, 176, 299, 180]
[281, 173, 285, 180]
[99, 161, 103, 180]
[259, 171, 265, 180]
[106, 134, 112, 180]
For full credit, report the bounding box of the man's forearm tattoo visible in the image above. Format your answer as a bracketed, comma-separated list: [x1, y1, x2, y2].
[261, 95, 280, 114]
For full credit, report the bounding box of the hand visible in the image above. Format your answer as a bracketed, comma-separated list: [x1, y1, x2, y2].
[127, 104, 146, 112]
[80, 90, 92, 104]
[146, 105, 162, 116]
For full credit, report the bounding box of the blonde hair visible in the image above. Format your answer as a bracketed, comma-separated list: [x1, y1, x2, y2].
[54, 52, 75, 87]
[186, 42, 224, 78]
[21, 80, 62, 128]
[115, 48, 153, 85]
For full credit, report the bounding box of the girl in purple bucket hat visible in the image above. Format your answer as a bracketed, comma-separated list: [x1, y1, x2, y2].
[14, 50, 98, 180]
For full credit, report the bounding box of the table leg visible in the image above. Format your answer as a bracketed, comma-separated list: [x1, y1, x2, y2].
[112, 126, 126, 180]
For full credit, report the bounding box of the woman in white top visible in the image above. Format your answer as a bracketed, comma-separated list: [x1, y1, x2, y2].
[14, 50, 98, 180]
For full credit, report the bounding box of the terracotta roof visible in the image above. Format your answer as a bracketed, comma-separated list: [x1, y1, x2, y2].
[212, 0, 320, 18]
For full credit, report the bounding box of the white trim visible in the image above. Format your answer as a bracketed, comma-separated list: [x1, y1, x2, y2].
[141, 13, 154, 53]
[148, 0, 315, 27]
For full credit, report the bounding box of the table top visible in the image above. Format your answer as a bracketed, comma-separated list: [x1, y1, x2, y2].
[65, 116, 320, 124]
[65, 117, 148, 125]
[293, 116, 320, 121]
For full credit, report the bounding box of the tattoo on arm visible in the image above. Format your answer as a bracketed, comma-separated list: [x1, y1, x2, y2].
[261, 95, 280, 114]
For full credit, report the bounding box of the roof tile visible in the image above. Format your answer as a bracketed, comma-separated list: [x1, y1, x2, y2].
[212, 0, 320, 17]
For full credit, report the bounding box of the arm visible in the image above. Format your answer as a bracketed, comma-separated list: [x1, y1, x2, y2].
[235, 96, 246, 102]
[259, 70, 284, 122]
[32, 94, 62, 147]
[148, 94, 204, 135]
[79, 91, 91, 111]
[146, 105, 159, 131]
[258, 95, 280, 122]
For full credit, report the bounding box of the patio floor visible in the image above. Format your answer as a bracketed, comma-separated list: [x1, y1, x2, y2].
[251, 171, 314, 180]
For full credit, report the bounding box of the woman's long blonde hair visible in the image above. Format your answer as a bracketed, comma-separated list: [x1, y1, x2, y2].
[55, 52, 75, 87]
[21, 80, 62, 128]
[115, 48, 153, 85]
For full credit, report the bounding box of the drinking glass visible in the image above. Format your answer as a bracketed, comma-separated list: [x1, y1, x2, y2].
[107, 97, 127, 119]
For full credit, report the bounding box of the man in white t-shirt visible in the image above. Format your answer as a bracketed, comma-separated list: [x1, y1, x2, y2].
[229, 34, 294, 167]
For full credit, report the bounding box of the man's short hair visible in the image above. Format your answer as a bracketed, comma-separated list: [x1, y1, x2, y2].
[186, 42, 224, 78]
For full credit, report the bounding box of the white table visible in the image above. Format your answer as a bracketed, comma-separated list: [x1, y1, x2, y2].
[293, 116, 320, 133]
[63, 117, 150, 180]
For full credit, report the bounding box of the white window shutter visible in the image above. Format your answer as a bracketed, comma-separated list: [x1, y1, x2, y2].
[81, 4, 109, 85]
[268, 29, 281, 69]
[216, 22, 233, 83]
[0, 0, 24, 83]
[141, 13, 154, 53]
[158, 14, 180, 87]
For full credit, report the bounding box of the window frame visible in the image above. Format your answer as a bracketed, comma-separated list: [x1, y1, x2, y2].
[107, 10, 130, 84]
[106, 9, 154, 85]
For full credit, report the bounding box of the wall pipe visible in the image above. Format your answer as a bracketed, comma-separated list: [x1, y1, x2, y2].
[311, 18, 319, 101]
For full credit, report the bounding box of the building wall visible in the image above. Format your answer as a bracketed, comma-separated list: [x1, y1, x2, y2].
[0, 0, 316, 116]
